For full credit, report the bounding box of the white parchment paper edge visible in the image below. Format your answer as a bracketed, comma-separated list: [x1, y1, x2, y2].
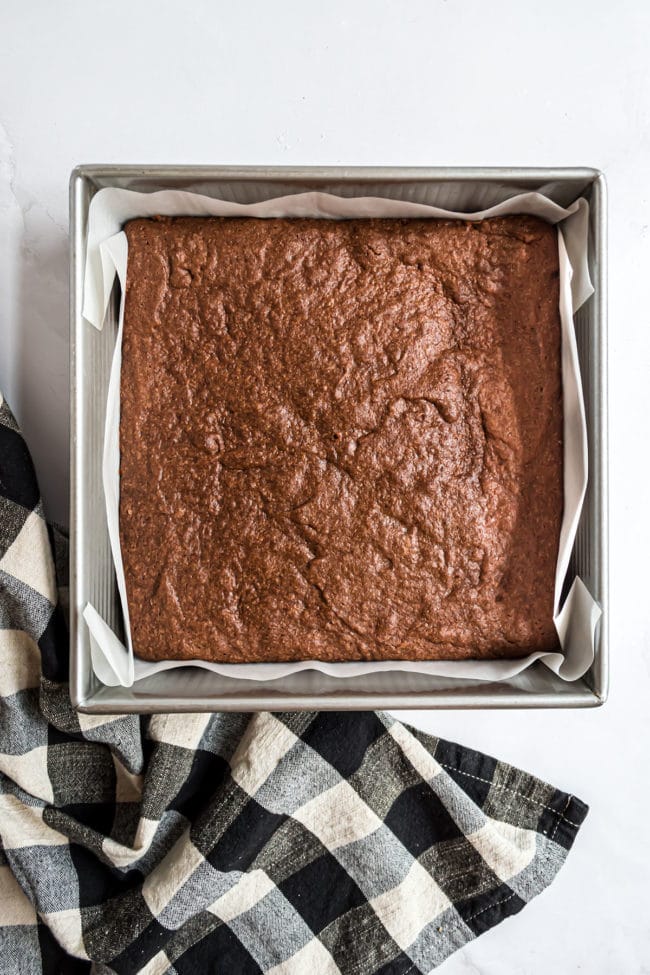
[81, 189, 602, 687]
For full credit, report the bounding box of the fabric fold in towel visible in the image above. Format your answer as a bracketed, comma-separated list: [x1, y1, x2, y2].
[0, 393, 588, 975]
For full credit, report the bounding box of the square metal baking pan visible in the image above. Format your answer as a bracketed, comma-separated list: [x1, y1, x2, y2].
[70, 166, 608, 712]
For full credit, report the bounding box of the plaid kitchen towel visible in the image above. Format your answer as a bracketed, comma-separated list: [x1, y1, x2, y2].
[0, 392, 588, 975]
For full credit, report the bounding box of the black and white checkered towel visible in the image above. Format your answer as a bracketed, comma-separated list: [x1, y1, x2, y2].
[0, 394, 588, 974]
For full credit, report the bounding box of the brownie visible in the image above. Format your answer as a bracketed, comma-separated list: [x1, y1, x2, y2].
[119, 216, 562, 663]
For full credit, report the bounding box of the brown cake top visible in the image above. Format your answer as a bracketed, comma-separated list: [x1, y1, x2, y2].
[119, 215, 562, 663]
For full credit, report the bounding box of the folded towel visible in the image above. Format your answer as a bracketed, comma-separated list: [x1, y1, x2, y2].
[0, 393, 588, 975]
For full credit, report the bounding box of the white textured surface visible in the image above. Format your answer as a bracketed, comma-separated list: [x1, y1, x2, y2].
[0, 1, 648, 971]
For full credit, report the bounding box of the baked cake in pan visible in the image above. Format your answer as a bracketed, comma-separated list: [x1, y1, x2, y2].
[119, 216, 562, 663]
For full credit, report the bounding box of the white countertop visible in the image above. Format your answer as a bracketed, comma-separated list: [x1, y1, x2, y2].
[1, 1, 649, 971]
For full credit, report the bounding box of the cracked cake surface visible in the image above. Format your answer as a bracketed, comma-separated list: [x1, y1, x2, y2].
[120, 215, 562, 662]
